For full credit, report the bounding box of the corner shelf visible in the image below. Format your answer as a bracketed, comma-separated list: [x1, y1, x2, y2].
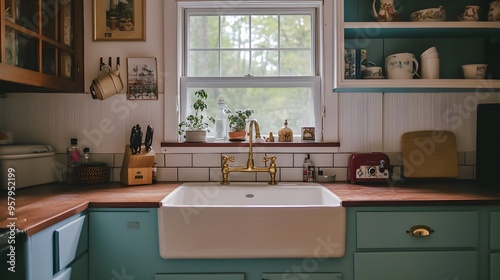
[334, 0, 500, 92]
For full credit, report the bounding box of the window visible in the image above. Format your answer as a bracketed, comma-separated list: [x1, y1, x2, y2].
[179, 1, 323, 140]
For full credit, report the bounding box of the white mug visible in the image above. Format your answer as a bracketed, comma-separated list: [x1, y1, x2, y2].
[489, 1, 500, 21]
[421, 57, 440, 79]
[385, 53, 419, 79]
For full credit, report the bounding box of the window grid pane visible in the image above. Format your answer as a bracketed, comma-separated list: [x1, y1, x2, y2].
[187, 11, 313, 77]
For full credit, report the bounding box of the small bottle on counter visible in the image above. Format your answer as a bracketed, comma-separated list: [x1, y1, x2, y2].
[303, 154, 312, 182]
[152, 162, 158, 184]
[66, 138, 81, 167]
[82, 147, 91, 163]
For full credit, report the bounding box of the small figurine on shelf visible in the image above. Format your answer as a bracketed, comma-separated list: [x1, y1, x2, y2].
[278, 119, 293, 142]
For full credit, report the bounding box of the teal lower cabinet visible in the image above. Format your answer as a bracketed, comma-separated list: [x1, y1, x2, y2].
[263, 273, 342, 280]
[89, 209, 158, 280]
[155, 273, 245, 280]
[492, 254, 500, 279]
[52, 253, 88, 280]
[354, 251, 477, 280]
[28, 213, 88, 280]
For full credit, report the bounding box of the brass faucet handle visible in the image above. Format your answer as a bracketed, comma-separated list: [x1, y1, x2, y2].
[263, 156, 277, 164]
[222, 155, 235, 164]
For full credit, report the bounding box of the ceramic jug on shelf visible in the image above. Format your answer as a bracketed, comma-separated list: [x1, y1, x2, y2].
[489, 1, 500, 21]
[385, 53, 419, 79]
[373, 0, 398, 22]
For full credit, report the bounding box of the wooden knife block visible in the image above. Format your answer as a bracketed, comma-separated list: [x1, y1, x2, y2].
[120, 145, 155, 185]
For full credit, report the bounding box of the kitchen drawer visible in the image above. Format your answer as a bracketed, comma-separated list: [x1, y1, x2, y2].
[491, 211, 500, 250]
[354, 251, 477, 280]
[356, 211, 478, 249]
[54, 215, 88, 273]
[52, 253, 88, 280]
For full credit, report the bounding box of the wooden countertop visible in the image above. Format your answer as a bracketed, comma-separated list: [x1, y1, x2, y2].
[1, 180, 500, 236]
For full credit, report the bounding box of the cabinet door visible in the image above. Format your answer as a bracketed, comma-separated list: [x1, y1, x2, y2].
[492, 253, 500, 280]
[89, 209, 157, 280]
[354, 251, 477, 280]
[491, 211, 500, 250]
[263, 273, 342, 280]
[52, 253, 88, 280]
[54, 215, 88, 272]
[155, 274, 245, 280]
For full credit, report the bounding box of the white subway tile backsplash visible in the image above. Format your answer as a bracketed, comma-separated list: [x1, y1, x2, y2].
[193, 153, 222, 167]
[458, 165, 475, 180]
[158, 168, 177, 182]
[465, 152, 476, 165]
[166, 154, 192, 167]
[273, 154, 294, 167]
[279, 168, 303, 182]
[310, 153, 334, 167]
[178, 168, 209, 181]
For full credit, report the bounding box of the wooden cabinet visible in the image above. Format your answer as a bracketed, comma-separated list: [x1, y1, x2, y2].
[334, 0, 500, 92]
[353, 210, 479, 280]
[0, 0, 84, 93]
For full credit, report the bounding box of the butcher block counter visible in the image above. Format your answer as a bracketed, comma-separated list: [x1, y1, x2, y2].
[1, 180, 500, 235]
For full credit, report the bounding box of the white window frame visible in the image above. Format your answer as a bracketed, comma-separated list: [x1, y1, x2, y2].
[177, 1, 325, 141]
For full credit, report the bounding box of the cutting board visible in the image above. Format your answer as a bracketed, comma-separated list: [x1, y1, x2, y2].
[401, 131, 458, 178]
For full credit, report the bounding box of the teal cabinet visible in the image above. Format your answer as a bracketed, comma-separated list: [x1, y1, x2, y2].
[263, 273, 342, 280]
[353, 209, 481, 280]
[354, 251, 477, 280]
[27, 213, 87, 280]
[492, 254, 500, 280]
[491, 211, 500, 250]
[89, 209, 158, 280]
[155, 274, 245, 280]
[53, 253, 88, 280]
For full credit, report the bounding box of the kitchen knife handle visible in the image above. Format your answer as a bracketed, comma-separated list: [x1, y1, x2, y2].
[406, 225, 434, 237]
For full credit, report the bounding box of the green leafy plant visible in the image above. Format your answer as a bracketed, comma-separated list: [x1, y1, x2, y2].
[178, 89, 215, 135]
[226, 108, 254, 132]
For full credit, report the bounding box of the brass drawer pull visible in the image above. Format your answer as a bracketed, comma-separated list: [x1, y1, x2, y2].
[406, 225, 434, 237]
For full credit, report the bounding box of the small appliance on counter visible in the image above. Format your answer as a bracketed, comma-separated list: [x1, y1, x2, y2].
[0, 144, 57, 189]
[348, 152, 392, 183]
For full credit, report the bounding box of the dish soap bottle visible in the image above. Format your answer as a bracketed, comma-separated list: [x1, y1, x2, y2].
[303, 154, 312, 182]
[215, 98, 228, 142]
[66, 138, 81, 167]
[278, 119, 293, 142]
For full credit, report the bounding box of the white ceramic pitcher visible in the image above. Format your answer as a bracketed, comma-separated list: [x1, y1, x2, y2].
[385, 53, 419, 79]
[373, 0, 398, 21]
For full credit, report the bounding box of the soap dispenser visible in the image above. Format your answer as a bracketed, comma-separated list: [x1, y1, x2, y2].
[278, 119, 293, 142]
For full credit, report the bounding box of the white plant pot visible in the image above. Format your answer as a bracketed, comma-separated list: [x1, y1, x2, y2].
[185, 130, 207, 142]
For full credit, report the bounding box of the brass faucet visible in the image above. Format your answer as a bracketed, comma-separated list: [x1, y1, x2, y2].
[221, 119, 277, 185]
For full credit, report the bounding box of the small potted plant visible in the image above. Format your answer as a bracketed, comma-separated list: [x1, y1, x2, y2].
[226, 108, 254, 140]
[178, 89, 215, 142]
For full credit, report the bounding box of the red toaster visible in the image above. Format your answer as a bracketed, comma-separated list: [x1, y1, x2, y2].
[347, 152, 392, 183]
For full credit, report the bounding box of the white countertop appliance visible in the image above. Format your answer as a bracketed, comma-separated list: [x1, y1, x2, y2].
[0, 144, 57, 190]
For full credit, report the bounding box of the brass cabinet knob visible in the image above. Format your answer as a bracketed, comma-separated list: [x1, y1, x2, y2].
[406, 225, 434, 237]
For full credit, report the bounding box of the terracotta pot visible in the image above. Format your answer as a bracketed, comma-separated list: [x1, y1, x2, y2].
[229, 131, 246, 141]
[185, 130, 207, 142]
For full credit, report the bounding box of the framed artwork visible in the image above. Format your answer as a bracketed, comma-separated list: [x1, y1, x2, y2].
[93, 0, 146, 41]
[127, 57, 158, 100]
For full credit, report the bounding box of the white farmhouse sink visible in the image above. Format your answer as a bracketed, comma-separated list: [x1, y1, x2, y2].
[158, 182, 346, 259]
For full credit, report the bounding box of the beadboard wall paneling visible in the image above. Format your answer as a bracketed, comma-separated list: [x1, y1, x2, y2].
[0, 93, 164, 154]
[338, 92, 384, 152]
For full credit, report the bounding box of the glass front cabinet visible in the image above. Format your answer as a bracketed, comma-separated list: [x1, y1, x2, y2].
[1, 0, 83, 92]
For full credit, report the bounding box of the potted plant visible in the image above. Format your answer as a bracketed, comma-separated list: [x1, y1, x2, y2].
[178, 89, 215, 142]
[226, 108, 254, 140]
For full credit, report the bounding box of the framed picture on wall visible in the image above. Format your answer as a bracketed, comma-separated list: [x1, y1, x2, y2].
[127, 57, 158, 100]
[93, 0, 146, 41]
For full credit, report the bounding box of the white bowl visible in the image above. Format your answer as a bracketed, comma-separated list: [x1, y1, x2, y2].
[461, 64, 488, 79]
[411, 7, 446, 22]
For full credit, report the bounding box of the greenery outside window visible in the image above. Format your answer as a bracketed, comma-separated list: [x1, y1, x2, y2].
[179, 1, 324, 140]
